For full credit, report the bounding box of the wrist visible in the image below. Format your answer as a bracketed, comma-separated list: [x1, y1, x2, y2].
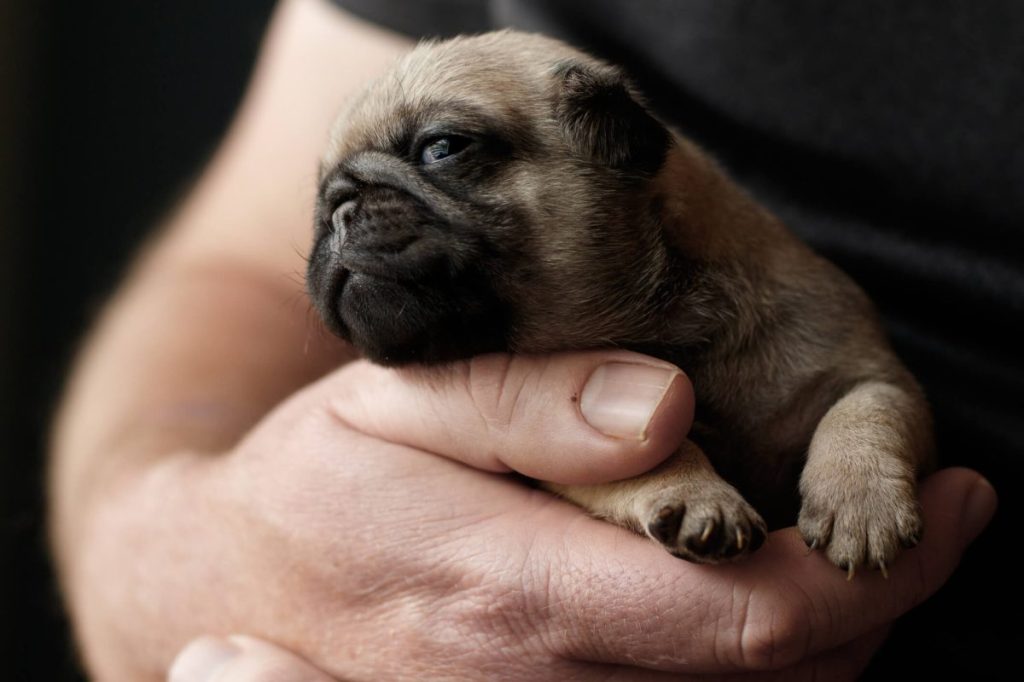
[57, 449, 227, 681]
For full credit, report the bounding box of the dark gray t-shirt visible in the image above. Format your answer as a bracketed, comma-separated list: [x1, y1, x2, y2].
[332, 0, 1023, 673]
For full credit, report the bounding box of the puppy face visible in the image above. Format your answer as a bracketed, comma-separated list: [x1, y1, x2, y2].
[308, 32, 672, 365]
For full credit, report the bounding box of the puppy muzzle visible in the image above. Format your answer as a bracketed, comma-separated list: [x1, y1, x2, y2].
[308, 170, 510, 365]
[334, 186, 452, 281]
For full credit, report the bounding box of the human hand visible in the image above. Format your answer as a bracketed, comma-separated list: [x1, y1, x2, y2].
[80, 351, 993, 681]
[167, 483, 994, 682]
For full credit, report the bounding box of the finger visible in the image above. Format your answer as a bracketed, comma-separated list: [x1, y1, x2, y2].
[753, 468, 997, 669]
[732, 626, 891, 682]
[539, 467, 995, 673]
[731, 625, 891, 682]
[317, 350, 694, 485]
[793, 625, 891, 682]
[169, 636, 341, 682]
[555, 625, 891, 681]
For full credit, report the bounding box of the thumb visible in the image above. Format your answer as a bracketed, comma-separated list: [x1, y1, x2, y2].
[316, 350, 693, 485]
[169, 636, 340, 682]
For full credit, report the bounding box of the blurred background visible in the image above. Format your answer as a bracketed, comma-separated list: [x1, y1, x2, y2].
[1, 2, 275, 678]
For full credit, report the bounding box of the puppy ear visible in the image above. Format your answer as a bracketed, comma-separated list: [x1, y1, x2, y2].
[553, 60, 671, 175]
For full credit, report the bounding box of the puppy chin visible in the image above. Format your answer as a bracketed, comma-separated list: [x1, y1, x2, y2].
[336, 270, 511, 366]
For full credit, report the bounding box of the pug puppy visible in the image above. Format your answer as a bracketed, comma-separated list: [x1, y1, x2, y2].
[307, 31, 934, 574]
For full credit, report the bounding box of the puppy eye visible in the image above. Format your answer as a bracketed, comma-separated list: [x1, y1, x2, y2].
[420, 135, 472, 164]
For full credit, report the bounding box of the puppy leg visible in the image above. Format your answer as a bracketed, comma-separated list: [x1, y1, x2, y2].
[548, 440, 767, 563]
[798, 380, 934, 576]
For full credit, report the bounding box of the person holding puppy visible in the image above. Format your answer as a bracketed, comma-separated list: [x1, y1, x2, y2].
[51, 0, 1013, 680]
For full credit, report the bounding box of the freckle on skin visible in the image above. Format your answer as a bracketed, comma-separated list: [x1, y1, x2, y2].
[570, 394, 578, 403]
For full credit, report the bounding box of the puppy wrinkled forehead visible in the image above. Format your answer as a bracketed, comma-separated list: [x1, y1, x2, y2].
[323, 30, 587, 167]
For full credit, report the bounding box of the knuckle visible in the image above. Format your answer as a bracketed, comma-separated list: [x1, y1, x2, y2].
[463, 354, 536, 434]
[735, 592, 813, 670]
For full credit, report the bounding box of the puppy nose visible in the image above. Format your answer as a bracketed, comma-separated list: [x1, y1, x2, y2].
[330, 198, 360, 240]
[332, 186, 451, 279]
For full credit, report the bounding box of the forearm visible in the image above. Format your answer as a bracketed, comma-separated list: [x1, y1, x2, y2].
[51, 258, 341, 532]
[51, 0, 412, 522]
[49, 0, 411, 673]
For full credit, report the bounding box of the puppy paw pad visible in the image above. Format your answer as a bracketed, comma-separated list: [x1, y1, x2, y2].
[799, 477, 921, 575]
[645, 492, 766, 564]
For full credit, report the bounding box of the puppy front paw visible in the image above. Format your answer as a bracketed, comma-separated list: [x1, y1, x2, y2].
[643, 485, 767, 564]
[798, 474, 921, 578]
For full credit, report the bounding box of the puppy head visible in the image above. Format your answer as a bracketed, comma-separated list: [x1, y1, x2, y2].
[308, 31, 673, 365]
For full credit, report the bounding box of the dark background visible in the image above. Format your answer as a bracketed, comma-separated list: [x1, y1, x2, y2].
[1, 2, 276, 678]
